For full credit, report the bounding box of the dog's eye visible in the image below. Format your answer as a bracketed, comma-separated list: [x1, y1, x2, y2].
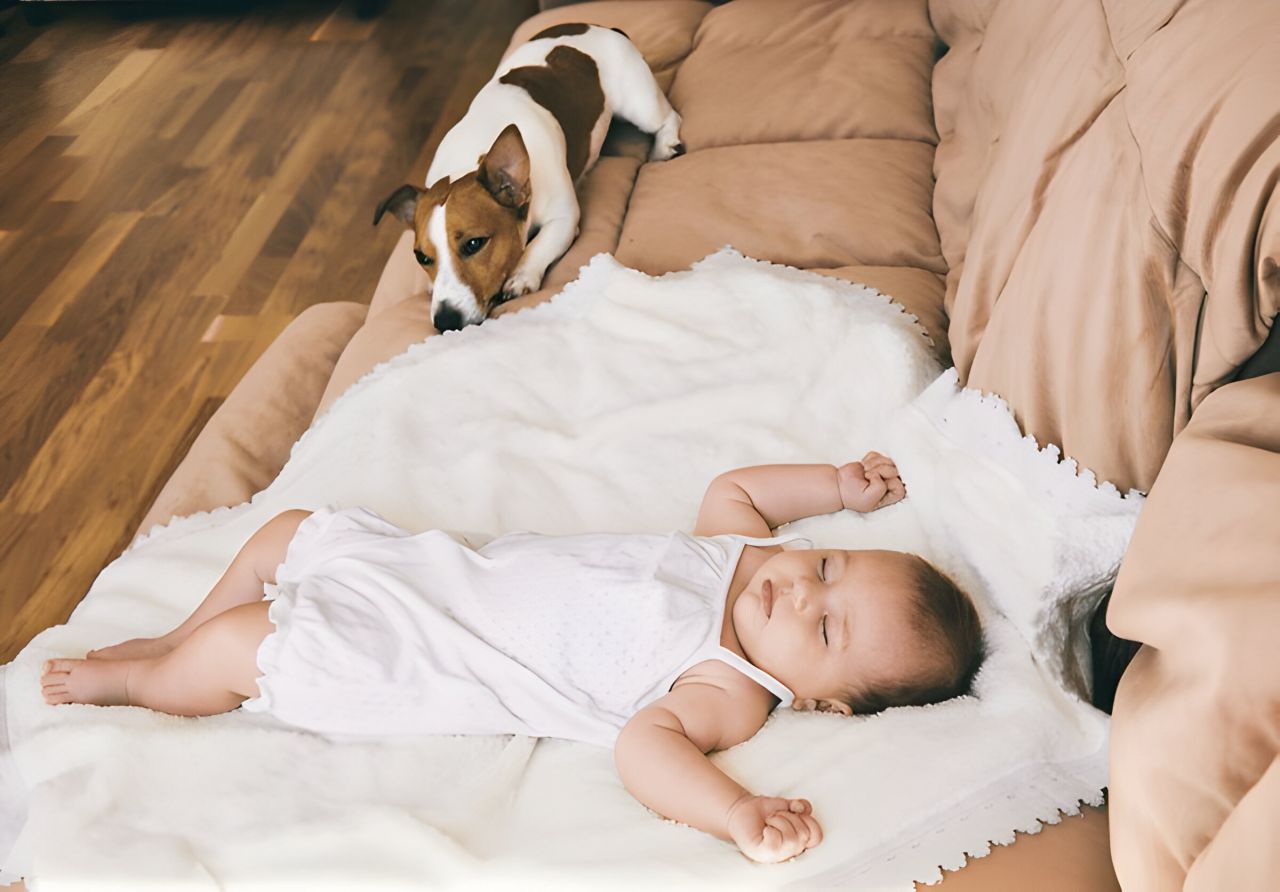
[414, 249, 433, 268]
[460, 236, 488, 257]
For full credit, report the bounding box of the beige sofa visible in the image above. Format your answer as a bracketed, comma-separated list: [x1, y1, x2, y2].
[135, 0, 1279, 887]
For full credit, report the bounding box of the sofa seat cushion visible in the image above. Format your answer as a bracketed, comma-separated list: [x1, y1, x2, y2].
[813, 265, 948, 362]
[615, 140, 945, 277]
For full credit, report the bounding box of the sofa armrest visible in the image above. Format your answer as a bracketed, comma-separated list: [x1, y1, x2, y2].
[1108, 372, 1280, 889]
[134, 302, 368, 538]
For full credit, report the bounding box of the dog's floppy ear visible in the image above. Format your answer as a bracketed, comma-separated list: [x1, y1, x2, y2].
[373, 184, 423, 227]
[477, 124, 531, 211]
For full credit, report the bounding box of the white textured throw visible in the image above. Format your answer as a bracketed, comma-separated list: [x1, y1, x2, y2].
[1, 250, 1140, 889]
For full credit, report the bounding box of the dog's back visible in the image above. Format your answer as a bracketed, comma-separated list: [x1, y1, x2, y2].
[429, 25, 669, 198]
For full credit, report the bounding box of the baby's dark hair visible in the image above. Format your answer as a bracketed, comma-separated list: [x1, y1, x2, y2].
[845, 556, 985, 715]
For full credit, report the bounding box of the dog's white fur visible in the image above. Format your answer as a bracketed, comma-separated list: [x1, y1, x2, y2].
[425, 203, 484, 324]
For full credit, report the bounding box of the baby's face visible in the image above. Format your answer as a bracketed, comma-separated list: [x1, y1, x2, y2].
[732, 548, 923, 710]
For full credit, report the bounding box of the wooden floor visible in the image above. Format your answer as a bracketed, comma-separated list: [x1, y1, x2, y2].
[0, 0, 538, 662]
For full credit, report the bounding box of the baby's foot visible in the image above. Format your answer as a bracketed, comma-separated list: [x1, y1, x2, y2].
[41, 658, 132, 707]
[88, 636, 173, 661]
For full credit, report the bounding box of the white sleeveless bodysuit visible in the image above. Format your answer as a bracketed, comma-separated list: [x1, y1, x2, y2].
[241, 507, 800, 747]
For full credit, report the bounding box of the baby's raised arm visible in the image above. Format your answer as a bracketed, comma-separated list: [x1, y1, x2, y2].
[614, 681, 822, 863]
[694, 452, 905, 536]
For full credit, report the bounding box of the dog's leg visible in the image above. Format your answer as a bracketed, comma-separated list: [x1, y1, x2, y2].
[647, 109, 684, 161]
[599, 38, 684, 160]
[503, 210, 579, 299]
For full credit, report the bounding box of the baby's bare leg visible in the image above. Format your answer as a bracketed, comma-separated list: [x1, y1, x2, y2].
[43, 601, 272, 715]
[90, 510, 312, 661]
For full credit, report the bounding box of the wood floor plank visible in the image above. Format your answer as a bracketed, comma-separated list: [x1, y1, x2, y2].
[20, 211, 145, 327]
[187, 79, 273, 169]
[0, 20, 158, 183]
[4, 29, 47, 66]
[244, 48, 352, 179]
[3, 215, 208, 501]
[310, 0, 379, 43]
[156, 76, 236, 142]
[0, 328, 85, 500]
[236, 153, 345, 314]
[7, 282, 219, 506]
[195, 110, 345, 301]
[201, 312, 296, 344]
[52, 48, 165, 137]
[0, 228, 80, 341]
[0, 135, 80, 228]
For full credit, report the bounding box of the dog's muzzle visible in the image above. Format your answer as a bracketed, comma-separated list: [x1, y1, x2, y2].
[433, 304, 466, 333]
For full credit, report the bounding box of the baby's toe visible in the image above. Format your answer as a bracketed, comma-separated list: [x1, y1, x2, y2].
[42, 682, 71, 705]
[40, 660, 78, 691]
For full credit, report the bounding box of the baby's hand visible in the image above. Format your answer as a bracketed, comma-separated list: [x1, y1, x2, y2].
[725, 794, 823, 863]
[837, 451, 906, 513]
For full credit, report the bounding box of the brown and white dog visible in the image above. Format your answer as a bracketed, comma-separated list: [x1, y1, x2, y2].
[373, 23, 683, 332]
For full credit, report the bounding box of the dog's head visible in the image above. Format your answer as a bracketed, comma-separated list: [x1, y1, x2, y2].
[374, 124, 531, 332]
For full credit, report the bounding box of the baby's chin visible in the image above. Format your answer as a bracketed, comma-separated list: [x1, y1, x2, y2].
[731, 588, 764, 649]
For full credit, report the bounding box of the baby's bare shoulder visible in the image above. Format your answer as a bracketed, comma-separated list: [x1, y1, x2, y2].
[667, 660, 775, 748]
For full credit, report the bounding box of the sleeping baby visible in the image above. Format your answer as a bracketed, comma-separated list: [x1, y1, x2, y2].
[41, 452, 984, 864]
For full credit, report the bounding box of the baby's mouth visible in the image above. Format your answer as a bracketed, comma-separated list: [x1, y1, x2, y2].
[762, 579, 774, 619]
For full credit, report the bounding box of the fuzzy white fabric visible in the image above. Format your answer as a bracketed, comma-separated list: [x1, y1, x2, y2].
[1, 250, 1141, 889]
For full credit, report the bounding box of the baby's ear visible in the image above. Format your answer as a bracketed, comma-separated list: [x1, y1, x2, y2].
[792, 698, 854, 716]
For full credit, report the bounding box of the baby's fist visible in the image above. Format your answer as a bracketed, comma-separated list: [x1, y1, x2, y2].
[726, 794, 823, 864]
[837, 452, 906, 513]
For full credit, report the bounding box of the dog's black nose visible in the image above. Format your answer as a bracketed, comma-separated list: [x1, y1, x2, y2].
[433, 305, 465, 333]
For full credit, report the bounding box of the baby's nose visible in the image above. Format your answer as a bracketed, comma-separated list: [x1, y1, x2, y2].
[791, 584, 810, 611]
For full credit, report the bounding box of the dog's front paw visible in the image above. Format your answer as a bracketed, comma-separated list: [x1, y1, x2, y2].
[502, 269, 542, 301]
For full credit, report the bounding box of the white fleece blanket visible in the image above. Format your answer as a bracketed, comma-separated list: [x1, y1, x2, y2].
[2, 250, 1141, 889]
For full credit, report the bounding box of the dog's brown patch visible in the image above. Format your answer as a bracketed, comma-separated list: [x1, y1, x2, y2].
[531, 22, 591, 40]
[409, 177, 452, 283]
[499, 45, 604, 181]
[443, 173, 527, 312]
